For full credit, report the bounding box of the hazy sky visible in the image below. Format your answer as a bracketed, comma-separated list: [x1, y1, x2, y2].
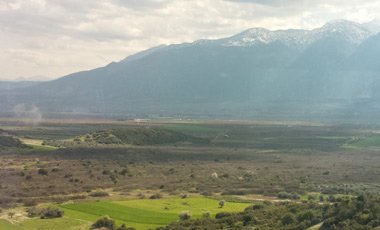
[1, 0, 379, 81]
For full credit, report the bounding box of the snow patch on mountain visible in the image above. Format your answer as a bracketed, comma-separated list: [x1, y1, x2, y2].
[221, 20, 372, 48]
[223, 28, 310, 47]
[314, 20, 372, 44]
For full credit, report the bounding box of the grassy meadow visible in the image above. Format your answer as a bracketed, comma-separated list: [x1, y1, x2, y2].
[2, 197, 252, 230]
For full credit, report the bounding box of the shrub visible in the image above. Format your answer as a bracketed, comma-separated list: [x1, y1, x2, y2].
[119, 168, 129, 176]
[243, 214, 257, 225]
[297, 210, 315, 222]
[38, 168, 48, 176]
[92, 216, 115, 229]
[278, 191, 289, 199]
[281, 213, 295, 225]
[137, 193, 145, 199]
[179, 211, 192, 221]
[278, 192, 300, 200]
[64, 173, 73, 178]
[328, 195, 336, 202]
[219, 200, 225, 208]
[200, 191, 211, 196]
[292, 194, 301, 200]
[202, 211, 211, 218]
[149, 193, 162, 199]
[245, 204, 265, 212]
[89, 190, 109, 197]
[40, 207, 64, 219]
[8, 212, 15, 219]
[28, 207, 64, 219]
[215, 212, 232, 219]
[27, 206, 42, 217]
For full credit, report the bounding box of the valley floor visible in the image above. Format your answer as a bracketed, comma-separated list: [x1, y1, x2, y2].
[1, 118, 380, 229]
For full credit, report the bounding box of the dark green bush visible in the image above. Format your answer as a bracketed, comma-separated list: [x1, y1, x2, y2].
[92, 216, 115, 229]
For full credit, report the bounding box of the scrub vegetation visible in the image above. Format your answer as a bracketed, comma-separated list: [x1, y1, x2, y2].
[0, 119, 380, 229]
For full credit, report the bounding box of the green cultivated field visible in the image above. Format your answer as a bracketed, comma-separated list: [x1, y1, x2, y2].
[2, 197, 252, 230]
[0, 219, 22, 230]
[348, 134, 380, 148]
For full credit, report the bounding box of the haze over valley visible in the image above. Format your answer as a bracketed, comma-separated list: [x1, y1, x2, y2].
[2, 1, 380, 230]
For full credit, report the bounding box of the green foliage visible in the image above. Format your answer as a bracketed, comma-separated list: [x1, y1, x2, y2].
[278, 191, 301, 200]
[244, 204, 265, 211]
[45, 126, 210, 147]
[321, 195, 380, 230]
[297, 210, 315, 222]
[40, 207, 64, 219]
[91, 132, 122, 145]
[215, 212, 232, 219]
[92, 216, 115, 229]
[110, 127, 209, 145]
[281, 213, 296, 225]
[27, 206, 64, 219]
[202, 211, 211, 218]
[219, 200, 225, 208]
[163, 201, 324, 229]
[162, 195, 380, 230]
[179, 211, 191, 221]
[349, 135, 380, 148]
[149, 193, 162, 199]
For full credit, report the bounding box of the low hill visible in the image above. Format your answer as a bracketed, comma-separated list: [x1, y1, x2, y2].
[45, 127, 210, 147]
[0, 130, 24, 148]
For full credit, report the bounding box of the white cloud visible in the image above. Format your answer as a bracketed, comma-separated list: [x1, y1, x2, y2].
[0, 0, 380, 80]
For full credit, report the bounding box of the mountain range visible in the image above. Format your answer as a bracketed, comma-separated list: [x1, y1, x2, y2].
[1, 19, 380, 121]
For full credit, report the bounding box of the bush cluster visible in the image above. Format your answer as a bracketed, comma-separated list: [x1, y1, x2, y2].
[91, 216, 135, 230]
[159, 195, 380, 230]
[27, 206, 64, 219]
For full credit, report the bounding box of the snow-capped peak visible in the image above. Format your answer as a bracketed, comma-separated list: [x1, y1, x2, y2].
[222, 19, 372, 48]
[314, 20, 371, 44]
[223, 28, 310, 47]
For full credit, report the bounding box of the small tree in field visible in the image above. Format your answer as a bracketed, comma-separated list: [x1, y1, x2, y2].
[8, 212, 15, 219]
[179, 211, 192, 221]
[202, 211, 211, 218]
[219, 200, 225, 208]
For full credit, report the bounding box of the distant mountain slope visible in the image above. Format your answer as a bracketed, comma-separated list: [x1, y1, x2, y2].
[345, 33, 380, 71]
[0, 81, 41, 90]
[1, 20, 380, 120]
